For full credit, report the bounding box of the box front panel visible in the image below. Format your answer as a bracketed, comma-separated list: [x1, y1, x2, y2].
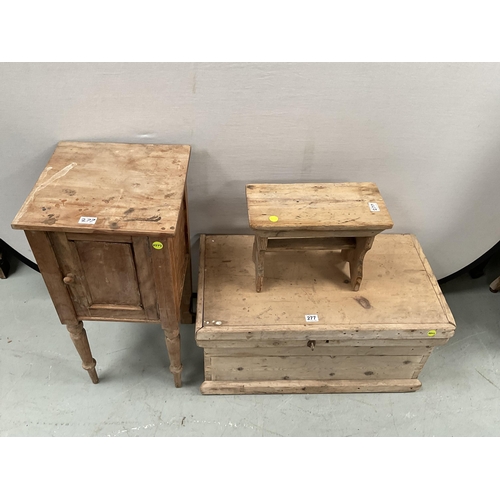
[208, 351, 424, 381]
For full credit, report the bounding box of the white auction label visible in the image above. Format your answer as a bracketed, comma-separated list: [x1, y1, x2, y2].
[305, 314, 319, 322]
[368, 202, 380, 212]
[78, 217, 97, 224]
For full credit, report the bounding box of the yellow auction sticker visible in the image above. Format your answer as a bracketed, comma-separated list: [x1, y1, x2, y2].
[427, 330, 437, 337]
[152, 241, 164, 250]
[269, 215, 279, 222]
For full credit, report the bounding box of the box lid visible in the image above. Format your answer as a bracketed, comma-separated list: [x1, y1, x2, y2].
[196, 234, 456, 343]
[12, 142, 190, 236]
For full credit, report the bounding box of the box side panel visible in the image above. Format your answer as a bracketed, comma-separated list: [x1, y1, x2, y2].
[411, 234, 456, 329]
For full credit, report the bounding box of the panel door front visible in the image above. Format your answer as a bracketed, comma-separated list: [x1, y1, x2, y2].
[49, 233, 158, 322]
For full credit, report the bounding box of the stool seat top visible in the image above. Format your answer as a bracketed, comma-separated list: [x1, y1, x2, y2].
[246, 182, 393, 232]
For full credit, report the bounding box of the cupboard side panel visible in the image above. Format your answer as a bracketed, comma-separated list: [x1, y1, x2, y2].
[25, 231, 78, 324]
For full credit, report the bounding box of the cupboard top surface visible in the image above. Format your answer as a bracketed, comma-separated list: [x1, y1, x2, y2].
[196, 234, 456, 342]
[12, 142, 190, 236]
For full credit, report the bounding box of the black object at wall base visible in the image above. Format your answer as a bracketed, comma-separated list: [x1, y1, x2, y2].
[0, 239, 39, 275]
[438, 239, 500, 285]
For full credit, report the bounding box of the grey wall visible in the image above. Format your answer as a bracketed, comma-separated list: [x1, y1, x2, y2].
[2, 62, 500, 280]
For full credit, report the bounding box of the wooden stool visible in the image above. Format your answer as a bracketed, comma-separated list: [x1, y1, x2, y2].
[246, 182, 393, 292]
[12, 142, 193, 387]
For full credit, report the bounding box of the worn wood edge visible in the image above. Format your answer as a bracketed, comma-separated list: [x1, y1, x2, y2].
[244, 187, 253, 229]
[76, 316, 159, 324]
[254, 230, 383, 238]
[196, 324, 455, 341]
[203, 347, 433, 356]
[89, 303, 143, 311]
[250, 223, 391, 232]
[410, 234, 457, 329]
[195, 235, 207, 336]
[200, 379, 422, 395]
[246, 182, 380, 190]
[197, 338, 448, 348]
[58, 140, 191, 150]
[11, 222, 178, 237]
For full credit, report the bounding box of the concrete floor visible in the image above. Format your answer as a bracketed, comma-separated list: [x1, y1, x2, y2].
[1, 251, 500, 437]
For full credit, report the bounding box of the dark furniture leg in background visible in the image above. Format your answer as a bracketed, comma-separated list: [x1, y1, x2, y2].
[469, 258, 491, 279]
[439, 239, 500, 285]
[0, 240, 11, 279]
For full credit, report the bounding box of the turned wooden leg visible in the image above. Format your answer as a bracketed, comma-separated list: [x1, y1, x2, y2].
[164, 327, 182, 388]
[180, 256, 194, 324]
[345, 236, 375, 291]
[253, 235, 268, 292]
[66, 321, 99, 384]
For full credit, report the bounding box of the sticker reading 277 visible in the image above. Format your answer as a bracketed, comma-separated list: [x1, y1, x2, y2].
[78, 217, 97, 224]
[305, 314, 319, 322]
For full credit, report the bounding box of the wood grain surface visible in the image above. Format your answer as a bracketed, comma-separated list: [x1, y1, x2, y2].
[246, 182, 393, 231]
[196, 234, 456, 341]
[200, 379, 422, 394]
[12, 142, 190, 236]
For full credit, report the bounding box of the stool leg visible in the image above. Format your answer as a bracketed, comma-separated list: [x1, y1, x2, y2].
[253, 235, 268, 292]
[66, 321, 99, 384]
[490, 276, 500, 293]
[164, 327, 182, 388]
[345, 236, 375, 291]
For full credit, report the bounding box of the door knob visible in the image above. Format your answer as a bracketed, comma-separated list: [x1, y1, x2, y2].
[307, 340, 316, 351]
[63, 274, 75, 284]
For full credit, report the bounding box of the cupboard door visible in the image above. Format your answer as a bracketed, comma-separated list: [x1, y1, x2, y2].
[50, 233, 158, 321]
